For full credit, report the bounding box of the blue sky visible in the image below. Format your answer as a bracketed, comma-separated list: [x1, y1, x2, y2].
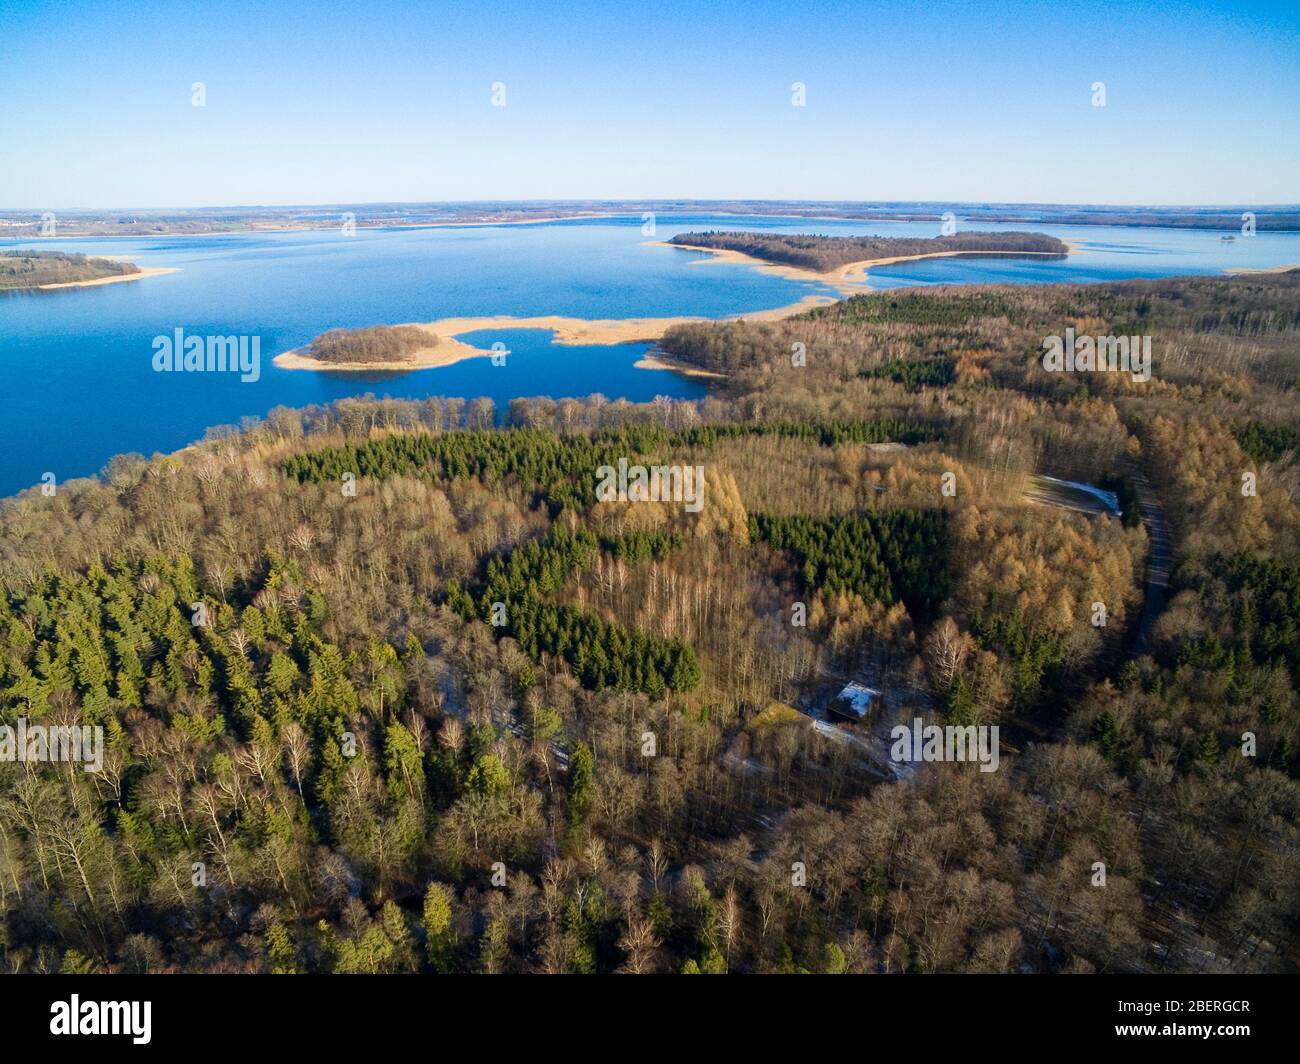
[1, 0, 1296, 207]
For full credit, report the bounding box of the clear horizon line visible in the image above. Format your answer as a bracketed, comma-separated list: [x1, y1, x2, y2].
[4, 198, 1299, 213]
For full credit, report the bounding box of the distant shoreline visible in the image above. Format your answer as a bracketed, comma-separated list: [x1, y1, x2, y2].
[1, 213, 619, 241]
[5, 204, 1299, 240]
[272, 295, 833, 374]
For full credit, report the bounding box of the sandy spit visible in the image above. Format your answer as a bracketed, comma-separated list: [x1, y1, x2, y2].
[1224, 263, 1300, 275]
[36, 266, 182, 290]
[271, 295, 834, 374]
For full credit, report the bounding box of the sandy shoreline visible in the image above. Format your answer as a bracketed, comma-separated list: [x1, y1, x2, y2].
[273, 332, 489, 372]
[272, 295, 834, 374]
[36, 266, 181, 290]
[649, 240, 1078, 292]
[1224, 263, 1300, 275]
[631, 354, 728, 379]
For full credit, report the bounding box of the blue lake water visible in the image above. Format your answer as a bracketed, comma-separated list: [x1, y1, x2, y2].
[2, 213, 1298, 498]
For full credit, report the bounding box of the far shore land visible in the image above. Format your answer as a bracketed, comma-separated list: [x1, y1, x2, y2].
[8, 202, 1300, 240]
[10, 213, 618, 241]
[36, 266, 181, 290]
[271, 294, 834, 375]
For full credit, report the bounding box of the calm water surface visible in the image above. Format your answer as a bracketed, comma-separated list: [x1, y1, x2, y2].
[2, 213, 1297, 497]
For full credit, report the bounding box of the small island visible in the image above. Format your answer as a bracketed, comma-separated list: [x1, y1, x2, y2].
[0, 249, 178, 290]
[666, 229, 1070, 286]
[306, 324, 437, 364]
[276, 322, 489, 372]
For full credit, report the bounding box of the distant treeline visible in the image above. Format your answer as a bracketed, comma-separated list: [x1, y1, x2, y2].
[307, 324, 436, 364]
[9, 203, 1297, 238]
[669, 230, 1068, 272]
[0, 250, 139, 289]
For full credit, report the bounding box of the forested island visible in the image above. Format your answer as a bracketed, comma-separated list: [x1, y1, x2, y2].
[669, 230, 1069, 273]
[0, 250, 141, 289]
[306, 325, 438, 365]
[1, 270, 1298, 976]
[274, 323, 496, 373]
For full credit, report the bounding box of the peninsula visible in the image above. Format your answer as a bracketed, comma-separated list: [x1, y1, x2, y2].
[273, 295, 834, 373]
[0, 250, 177, 290]
[663, 230, 1071, 289]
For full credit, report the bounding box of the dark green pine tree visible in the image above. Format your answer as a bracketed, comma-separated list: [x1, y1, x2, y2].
[567, 741, 595, 827]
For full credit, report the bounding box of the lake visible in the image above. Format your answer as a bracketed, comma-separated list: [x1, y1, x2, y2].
[2, 213, 1298, 498]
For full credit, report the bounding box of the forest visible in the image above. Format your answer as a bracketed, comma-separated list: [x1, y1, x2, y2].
[305, 325, 438, 365]
[669, 230, 1069, 271]
[0, 250, 140, 289]
[0, 270, 1298, 975]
